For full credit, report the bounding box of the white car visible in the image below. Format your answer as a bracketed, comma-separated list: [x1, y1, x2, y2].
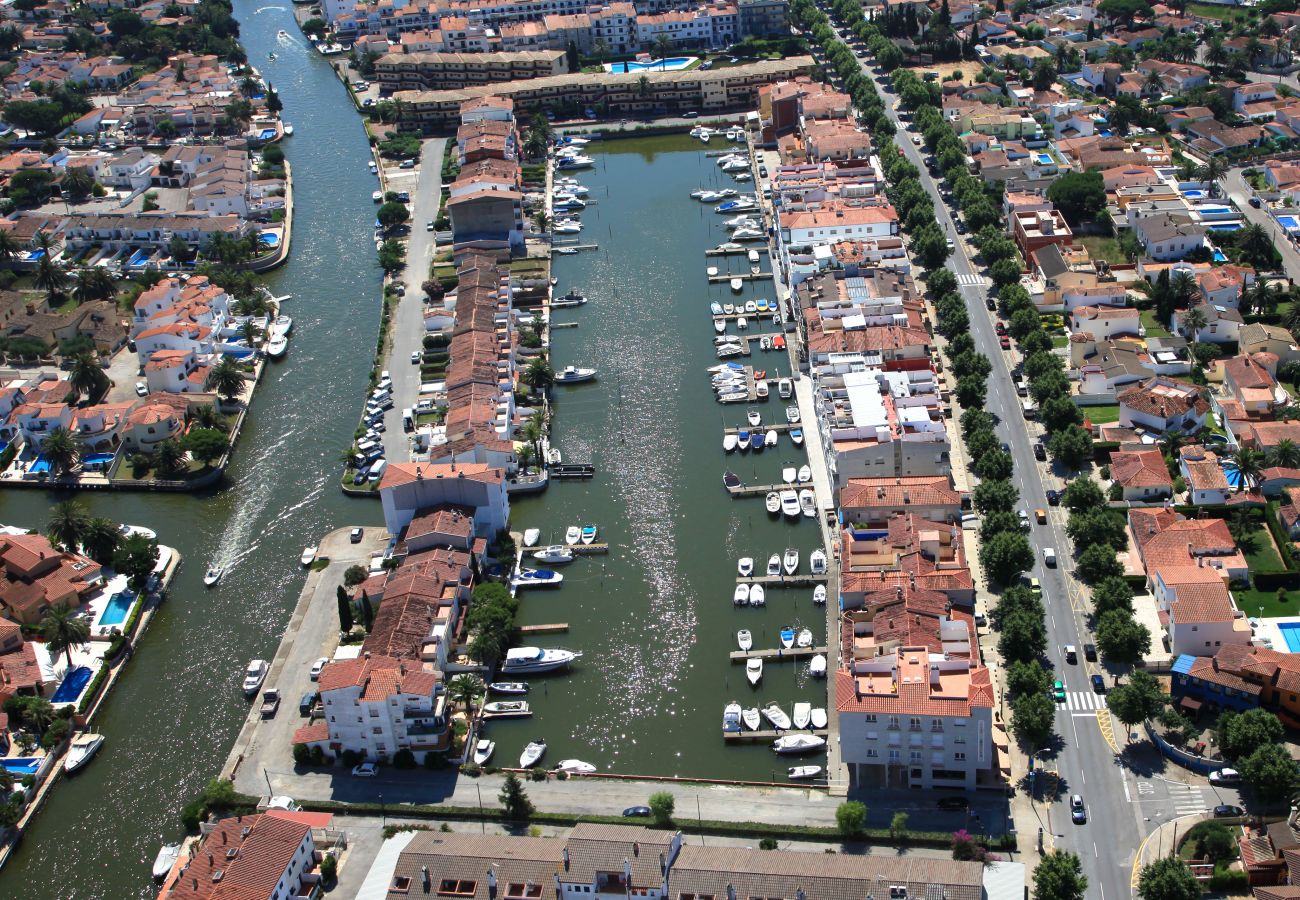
[411, 351, 421, 364]
[135, 381, 148, 397]
[911, 134, 922, 145]
[1209, 768, 1241, 785]
[309, 657, 329, 680]
[351, 762, 378, 777]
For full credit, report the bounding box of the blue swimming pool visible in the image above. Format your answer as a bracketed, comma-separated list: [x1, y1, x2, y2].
[259, 128, 276, 141]
[24, 249, 44, 261]
[1208, 223, 1242, 231]
[604, 56, 696, 73]
[83, 452, 113, 469]
[1183, 189, 1205, 198]
[100, 591, 135, 627]
[1279, 622, 1300, 652]
[29, 457, 50, 475]
[51, 665, 93, 704]
[1280, 215, 1300, 229]
[1, 757, 40, 776]
[127, 249, 150, 267]
[1036, 153, 1053, 165]
[223, 348, 256, 359]
[258, 231, 279, 247]
[1212, 249, 1228, 263]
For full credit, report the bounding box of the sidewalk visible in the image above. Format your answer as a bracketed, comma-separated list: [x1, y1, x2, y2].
[1128, 812, 1208, 895]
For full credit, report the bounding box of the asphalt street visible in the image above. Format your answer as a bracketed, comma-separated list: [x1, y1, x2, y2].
[1220, 167, 1300, 279]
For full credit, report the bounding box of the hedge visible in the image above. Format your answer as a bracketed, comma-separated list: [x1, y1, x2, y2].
[76, 664, 110, 714]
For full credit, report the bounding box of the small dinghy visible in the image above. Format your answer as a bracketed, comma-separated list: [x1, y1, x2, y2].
[788, 765, 823, 780]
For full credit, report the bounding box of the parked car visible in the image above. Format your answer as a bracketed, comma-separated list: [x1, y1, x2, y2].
[1214, 804, 1244, 817]
[622, 806, 651, 817]
[310, 657, 329, 680]
[426, 221, 435, 232]
[936, 795, 969, 810]
[411, 350, 422, 364]
[350, 527, 364, 543]
[1250, 197, 1262, 209]
[352, 762, 378, 777]
[986, 297, 997, 311]
[1084, 644, 1097, 662]
[399, 160, 415, 169]
[1210, 768, 1241, 785]
[1070, 794, 1086, 824]
[1046, 489, 1060, 506]
[1034, 443, 1047, 461]
[299, 691, 317, 716]
[999, 334, 1011, 350]
[1091, 674, 1106, 693]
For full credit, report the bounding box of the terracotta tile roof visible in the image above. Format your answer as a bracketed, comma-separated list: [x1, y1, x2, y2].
[840, 476, 960, 513]
[166, 814, 311, 899]
[1168, 581, 1235, 624]
[1185, 655, 1261, 696]
[1111, 448, 1172, 488]
[378, 461, 503, 490]
[317, 653, 440, 699]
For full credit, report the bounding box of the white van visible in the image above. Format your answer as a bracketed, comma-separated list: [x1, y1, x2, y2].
[402, 408, 414, 432]
[356, 439, 377, 454]
[368, 459, 387, 481]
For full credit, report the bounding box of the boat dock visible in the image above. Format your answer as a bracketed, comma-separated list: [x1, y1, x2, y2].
[706, 246, 769, 257]
[519, 623, 569, 634]
[551, 244, 599, 254]
[569, 542, 609, 554]
[729, 645, 829, 661]
[712, 311, 780, 322]
[736, 574, 828, 587]
[723, 422, 796, 435]
[723, 728, 829, 742]
[550, 464, 595, 479]
[709, 271, 773, 285]
[550, 321, 580, 329]
[724, 482, 791, 497]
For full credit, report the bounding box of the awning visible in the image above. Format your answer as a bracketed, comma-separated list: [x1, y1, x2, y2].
[1180, 696, 1203, 711]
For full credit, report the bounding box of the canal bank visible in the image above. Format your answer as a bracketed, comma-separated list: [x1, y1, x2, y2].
[0, 2, 387, 895]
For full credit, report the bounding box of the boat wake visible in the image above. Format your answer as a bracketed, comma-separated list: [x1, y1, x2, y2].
[254, 5, 287, 11]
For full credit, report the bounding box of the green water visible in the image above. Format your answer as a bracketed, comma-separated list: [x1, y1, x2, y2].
[0, 5, 386, 896]
[496, 137, 827, 779]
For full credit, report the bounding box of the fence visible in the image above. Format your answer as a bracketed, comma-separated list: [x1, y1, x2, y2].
[1145, 720, 1224, 775]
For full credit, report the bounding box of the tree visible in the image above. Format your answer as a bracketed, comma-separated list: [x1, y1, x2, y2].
[1032, 58, 1057, 91]
[448, 674, 482, 712]
[1093, 576, 1135, 617]
[998, 605, 1048, 663]
[206, 356, 245, 404]
[648, 790, 675, 825]
[927, 268, 957, 296]
[1050, 425, 1093, 470]
[1095, 609, 1151, 664]
[1007, 659, 1052, 699]
[1067, 509, 1127, 551]
[1239, 741, 1300, 797]
[1046, 171, 1106, 222]
[981, 530, 1034, 585]
[336, 585, 354, 633]
[890, 811, 910, 841]
[155, 438, 186, 476]
[113, 533, 160, 592]
[973, 478, 1019, 514]
[1231, 446, 1265, 491]
[1061, 478, 1104, 512]
[989, 258, 1022, 288]
[1271, 437, 1300, 469]
[1034, 850, 1087, 900]
[976, 449, 1013, 482]
[73, 266, 116, 304]
[1108, 670, 1164, 738]
[1239, 223, 1276, 269]
[360, 591, 374, 630]
[42, 603, 91, 668]
[835, 800, 867, 837]
[34, 256, 68, 303]
[182, 428, 228, 467]
[499, 772, 534, 819]
[81, 517, 120, 564]
[376, 201, 409, 230]
[1218, 708, 1284, 761]
[68, 352, 106, 403]
[1136, 857, 1201, 900]
[46, 498, 90, 551]
[1076, 543, 1123, 584]
[61, 166, 95, 201]
[40, 427, 81, 477]
[1011, 691, 1056, 746]
[522, 356, 554, 393]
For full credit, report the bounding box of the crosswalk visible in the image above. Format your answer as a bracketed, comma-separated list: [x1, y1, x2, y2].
[956, 273, 986, 286]
[1168, 783, 1210, 815]
[1057, 691, 1108, 711]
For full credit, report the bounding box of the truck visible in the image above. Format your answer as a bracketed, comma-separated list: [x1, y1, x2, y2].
[260, 688, 281, 719]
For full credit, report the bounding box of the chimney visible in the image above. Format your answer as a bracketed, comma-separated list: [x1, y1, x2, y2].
[633, 842, 639, 857]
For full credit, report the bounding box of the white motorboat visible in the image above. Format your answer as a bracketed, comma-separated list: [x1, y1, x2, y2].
[533, 546, 575, 565]
[737, 430, 751, 451]
[786, 406, 801, 425]
[730, 278, 743, 292]
[800, 489, 817, 517]
[788, 765, 822, 780]
[742, 707, 761, 729]
[555, 759, 597, 775]
[760, 336, 771, 351]
[519, 739, 547, 768]
[754, 380, 767, 398]
[809, 654, 827, 677]
[714, 319, 726, 334]
[710, 301, 724, 315]
[265, 334, 288, 359]
[793, 702, 812, 729]
[153, 844, 181, 881]
[64, 731, 104, 774]
[762, 702, 791, 730]
[737, 629, 752, 651]
[489, 682, 528, 694]
[723, 701, 742, 732]
[796, 628, 813, 648]
[813, 584, 827, 605]
[738, 557, 754, 577]
[371, 190, 382, 202]
[732, 227, 766, 241]
[565, 526, 581, 545]
[766, 554, 781, 576]
[733, 584, 751, 605]
[783, 548, 799, 575]
[733, 173, 752, 182]
[746, 658, 763, 685]
[747, 409, 761, 427]
[472, 739, 495, 765]
[722, 303, 735, 314]
[723, 434, 738, 452]
[502, 647, 582, 673]
[798, 465, 812, 484]
[782, 466, 796, 484]
[242, 659, 268, 697]
[552, 291, 587, 308]
[707, 266, 719, 277]
[556, 366, 597, 384]
[483, 701, 531, 718]
[580, 525, 597, 544]
[744, 300, 757, 314]
[749, 584, 766, 606]
[810, 549, 827, 575]
[512, 568, 564, 588]
[300, 545, 317, 566]
[523, 528, 541, 547]
[717, 344, 744, 359]
[811, 708, 828, 729]
[737, 316, 748, 330]
[790, 428, 804, 446]
[781, 489, 800, 517]
[780, 626, 795, 649]
[765, 430, 778, 448]
[773, 734, 826, 754]
[553, 222, 583, 235]
[203, 567, 222, 588]
[719, 391, 748, 403]
[765, 491, 780, 514]
[778, 378, 792, 399]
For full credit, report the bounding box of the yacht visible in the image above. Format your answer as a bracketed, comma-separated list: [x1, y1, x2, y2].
[483, 700, 531, 718]
[800, 489, 817, 518]
[733, 584, 751, 606]
[203, 567, 223, 588]
[242, 659, 268, 697]
[501, 647, 582, 673]
[765, 491, 780, 514]
[511, 568, 564, 588]
[489, 682, 528, 695]
[783, 549, 799, 575]
[555, 759, 597, 775]
[523, 528, 540, 547]
[265, 334, 288, 359]
[742, 707, 761, 730]
[533, 546, 575, 565]
[754, 380, 766, 398]
[810, 549, 827, 575]
[749, 584, 765, 606]
[762, 702, 791, 730]
[723, 702, 743, 732]
[746, 658, 763, 685]
[737, 629, 752, 651]
[556, 366, 597, 384]
[554, 221, 583, 235]
[300, 545, 317, 566]
[813, 584, 827, 605]
[717, 344, 744, 359]
[809, 654, 827, 677]
[738, 557, 754, 577]
[64, 731, 104, 774]
[788, 765, 823, 780]
[732, 227, 766, 241]
[472, 739, 495, 765]
[766, 554, 781, 576]
[793, 702, 812, 729]
[781, 489, 801, 517]
[519, 739, 547, 767]
[773, 734, 826, 754]
[552, 291, 587, 308]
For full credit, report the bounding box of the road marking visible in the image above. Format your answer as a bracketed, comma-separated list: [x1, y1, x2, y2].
[1137, 781, 1154, 795]
[1061, 691, 1107, 711]
[957, 272, 985, 286]
[1097, 709, 1121, 754]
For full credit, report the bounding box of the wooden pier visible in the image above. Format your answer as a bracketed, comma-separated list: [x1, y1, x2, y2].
[711, 311, 780, 322]
[551, 464, 595, 478]
[519, 623, 569, 634]
[709, 271, 773, 285]
[725, 482, 788, 497]
[723, 728, 829, 742]
[706, 245, 769, 257]
[552, 244, 599, 254]
[569, 542, 609, 554]
[723, 422, 796, 435]
[729, 645, 829, 662]
[550, 321, 579, 329]
[737, 574, 828, 587]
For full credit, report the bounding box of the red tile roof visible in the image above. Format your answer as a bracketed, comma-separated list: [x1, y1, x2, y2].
[164, 814, 311, 900]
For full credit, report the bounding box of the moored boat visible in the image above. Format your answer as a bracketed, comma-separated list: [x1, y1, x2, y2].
[781, 489, 800, 517]
[798, 465, 812, 483]
[519, 739, 547, 767]
[737, 629, 752, 650]
[512, 568, 564, 588]
[733, 584, 751, 605]
[64, 731, 104, 774]
[765, 491, 780, 514]
[779, 626, 794, 649]
[747, 409, 761, 427]
[489, 682, 528, 694]
[742, 707, 761, 730]
[730, 277, 743, 292]
[788, 765, 823, 780]
[473, 739, 495, 765]
[783, 548, 799, 575]
[533, 546, 575, 565]
[723, 701, 742, 732]
[501, 647, 581, 673]
[790, 428, 804, 446]
[782, 465, 796, 484]
[746, 658, 763, 685]
[580, 525, 597, 544]
[778, 378, 792, 399]
[153, 844, 181, 881]
[242, 659, 268, 697]
[483, 700, 531, 718]
[723, 471, 742, 490]
[797, 628, 813, 648]
[523, 528, 541, 547]
[809, 654, 827, 677]
[762, 701, 791, 730]
[300, 545, 317, 566]
[555, 759, 597, 775]
[773, 734, 826, 754]
[792, 702, 812, 729]
[812, 584, 827, 605]
[811, 707, 828, 729]
[765, 429, 778, 448]
[738, 557, 753, 577]
[723, 434, 738, 452]
[749, 584, 766, 606]
[565, 525, 581, 545]
[800, 488, 817, 517]
[738, 430, 751, 451]
[556, 366, 597, 384]
[766, 553, 781, 576]
[810, 549, 827, 574]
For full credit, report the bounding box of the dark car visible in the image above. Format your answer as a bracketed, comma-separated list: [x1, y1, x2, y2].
[1091, 674, 1106, 693]
[1000, 442, 1010, 453]
[350, 527, 364, 543]
[937, 795, 969, 810]
[622, 806, 652, 818]
[299, 691, 318, 716]
[1070, 795, 1087, 824]
[1034, 443, 1047, 461]
[1214, 804, 1244, 817]
[1084, 643, 1097, 661]
[1250, 197, 1262, 209]
[986, 297, 997, 310]
[1046, 489, 1060, 506]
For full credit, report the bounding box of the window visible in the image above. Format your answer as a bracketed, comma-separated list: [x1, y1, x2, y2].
[372, 727, 383, 735]
[888, 715, 900, 730]
[506, 884, 543, 899]
[866, 748, 879, 758]
[888, 749, 900, 762]
[954, 752, 966, 761]
[864, 714, 877, 723]
[438, 880, 477, 897]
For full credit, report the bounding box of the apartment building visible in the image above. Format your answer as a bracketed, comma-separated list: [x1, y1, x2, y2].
[375, 49, 566, 91]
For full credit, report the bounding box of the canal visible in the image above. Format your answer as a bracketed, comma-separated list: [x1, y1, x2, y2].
[0, 4, 385, 896]
[498, 136, 828, 780]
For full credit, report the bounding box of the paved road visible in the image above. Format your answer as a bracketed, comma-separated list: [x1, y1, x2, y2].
[378, 138, 446, 462]
[1220, 167, 1300, 279]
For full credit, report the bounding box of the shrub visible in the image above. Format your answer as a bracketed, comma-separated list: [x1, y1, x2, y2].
[293, 743, 310, 766]
[835, 801, 867, 837]
[319, 853, 337, 883]
[649, 790, 676, 826]
[393, 749, 417, 769]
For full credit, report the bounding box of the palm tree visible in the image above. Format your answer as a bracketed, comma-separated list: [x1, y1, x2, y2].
[0, 229, 19, 267]
[72, 267, 115, 304]
[41, 427, 81, 477]
[1269, 438, 1300, 469]
[1239, 223, 1275, 268]
[521, 356, 554, 393]
[1249, 280, 1281, 317]
[517, 442, 535, 474]
[155, 438, 185, 476]
[1142, 69, 1164, 97]
[637, 74, 651, 98]
[188, 404, 227, 432]
[240, 319, 263, 347]
[61, 166, 95, 201]
[34, 256, 68, 303]
[41, 604, 90, 669]
[46, 498, 89, 551]
[447, 674, 482, 712]
[1206, 36, 1228, 73]
[1179, 305, 1207, 338]
[1232, 446, 1265, 492]
[80, 516, 120, 564]
[1158, 428, 1186, 459]
[22, 697, 54, 735]
[68, 352, 104, 402]
[1196, 156, 1227, 198]
[205, 357, 245, 405]
[521, 412, 545, 465]
[1170, 271, 1197, 307]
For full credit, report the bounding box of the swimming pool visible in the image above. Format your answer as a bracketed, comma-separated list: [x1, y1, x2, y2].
[50, 665, 93, 704]
[1279, 622, 1300, 652]
[1279, 215, 1300, 230]
[1036, 153, 1053, 165]
[1208, 223, 1242, 231]
[24, 249, 44, 261]
[259, 232, 279, 247]
[82, 452, 113, 470]
[1212, 249, 1228, 263]
[604, 56, 697, 73]
[1182, 189, 1205, 198]
[29, 457, 50, 475]
[127, 249, 150, 267]
[100, 591, 135, 627]
[259, 128, 277, 141]
[1, 758, 40, 776]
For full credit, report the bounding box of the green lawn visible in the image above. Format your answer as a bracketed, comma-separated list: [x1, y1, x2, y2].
[1235, 584, 1295, 618]
[1080, 403, 1120, 424]
[1140, 309, 1172, 338]
[1185, 1, 1238, 20]
[1081, 235, 1127, 266]
[1052, 334, 1069, 349]
[1240, 524, 1287, 574]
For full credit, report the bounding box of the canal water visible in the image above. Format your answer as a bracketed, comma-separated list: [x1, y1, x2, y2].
[499, 137, 828, 780]
[0, 5, 386, 897]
